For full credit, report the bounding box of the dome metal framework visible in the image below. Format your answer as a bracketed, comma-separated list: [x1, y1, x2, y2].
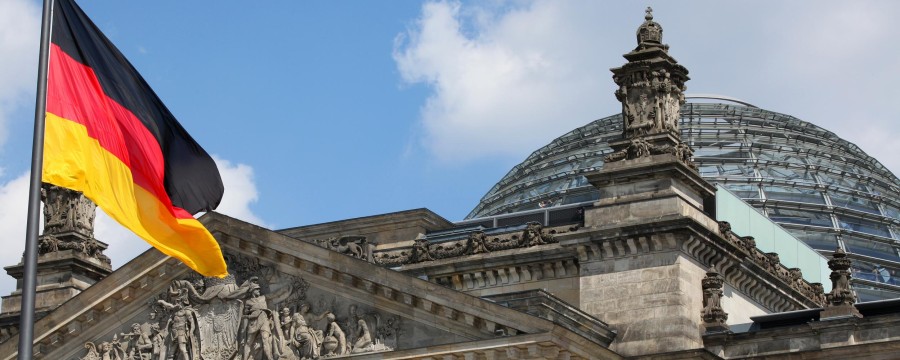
[466, 101, 900, 300]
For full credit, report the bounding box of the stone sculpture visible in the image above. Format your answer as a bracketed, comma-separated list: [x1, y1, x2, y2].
[39, 183, 111, 265]
[157, 295, 201, 360]
[700, 267, 729, 332]
[316, 235, 370, 261]
[465, 231, 490, 255]
[241, 283, 275, 360]
[42, 183, 96, 236]
[80, 254, 396, 360]
[410, 236, 434, 263]
[821, 248, 862, 318]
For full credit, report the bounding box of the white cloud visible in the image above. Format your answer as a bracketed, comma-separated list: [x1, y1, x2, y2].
[394, 1, 613, 164]
[0, 157, 264, 305]
[213, 155, 266, 227]
[395, 1, 900, 177]
[0, 171, 30, 302]
[0, 0, 40, 149]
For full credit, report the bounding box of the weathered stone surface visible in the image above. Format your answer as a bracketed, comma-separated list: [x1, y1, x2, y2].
[278, 208, 454, 247]
[579, 254, 707, 356]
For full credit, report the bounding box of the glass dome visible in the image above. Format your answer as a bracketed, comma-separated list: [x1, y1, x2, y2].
[466, 100, 900, 300]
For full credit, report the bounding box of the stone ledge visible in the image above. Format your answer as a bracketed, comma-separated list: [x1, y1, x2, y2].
[561, 216, 822, 313]
[483, 290, 617, 348]
[345, 332, 620, 360]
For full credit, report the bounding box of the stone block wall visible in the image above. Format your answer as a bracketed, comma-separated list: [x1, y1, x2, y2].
[580, 252, 706, 356]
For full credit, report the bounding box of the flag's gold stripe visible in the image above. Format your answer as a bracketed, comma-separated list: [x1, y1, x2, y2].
[43, 112, 227, 277]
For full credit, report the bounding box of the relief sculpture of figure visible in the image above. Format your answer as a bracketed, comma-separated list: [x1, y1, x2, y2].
[122, 323, 153, 360]
[148, 323, 167, 360]
[290, 311, 322, 359]
[348, 305, 372, 353]
[321, 313, 348, 357]
[157, 295, 201, 360]
[241, 283, 275, 360]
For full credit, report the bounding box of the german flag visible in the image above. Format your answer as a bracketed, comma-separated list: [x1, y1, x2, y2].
[43, 0, 227, 277]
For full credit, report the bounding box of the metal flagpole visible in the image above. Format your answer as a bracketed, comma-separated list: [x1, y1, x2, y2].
[19, 0, 55, 358]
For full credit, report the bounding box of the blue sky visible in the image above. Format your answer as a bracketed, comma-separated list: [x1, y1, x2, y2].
[1, 0, 899, 297]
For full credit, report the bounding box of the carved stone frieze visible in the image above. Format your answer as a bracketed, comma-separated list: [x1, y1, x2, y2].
[372, 224, 573, 267]
[465, 231, 490, 255]
[77, 253, 400, 360]
[710, 222, 826, 307]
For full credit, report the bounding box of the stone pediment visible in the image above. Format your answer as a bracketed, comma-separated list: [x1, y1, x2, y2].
[0, 212, 616, 360]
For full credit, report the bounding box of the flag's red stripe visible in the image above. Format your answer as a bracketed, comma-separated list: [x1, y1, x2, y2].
[47, 44, 192, 219]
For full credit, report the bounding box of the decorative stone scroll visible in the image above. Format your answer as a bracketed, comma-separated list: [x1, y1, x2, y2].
[372, 223, 573, 267]
[701, 267, 729, 333]
[78, 254, 400, 360]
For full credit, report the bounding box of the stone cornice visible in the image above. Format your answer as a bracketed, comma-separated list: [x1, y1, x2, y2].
[4, 212, 613, 359]
[206, 213, 553, 339]
[703, 313, 900, 359]
[557, 215, 824, 312]
[371, 223, 577, 268]
[0, 250, 182, 360]
[346, 331, 621, 360]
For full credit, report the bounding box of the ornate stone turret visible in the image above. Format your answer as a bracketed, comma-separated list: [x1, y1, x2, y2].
[0, 185, 112, 334]
[604, 7, 693, 167]
[701, 267, 729, 333]
[38, 184, 109, 264]
[821, 248, 861, 319]
[587, 8, 713, 221]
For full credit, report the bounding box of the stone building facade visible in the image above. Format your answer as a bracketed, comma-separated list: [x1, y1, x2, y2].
[1, 8, 899, 360]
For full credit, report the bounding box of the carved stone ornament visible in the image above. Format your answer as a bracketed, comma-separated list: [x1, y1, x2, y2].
[710, 221, 827, 307]
[825, 248, 856, 307]
[39, 184, 110, 266]
[603, 137, 696, 168]
[313, 235, 372, 262]
[465, 231, 490, 255]
[373, 224, 573, 268]
[700, 267, 729, 332]
[79, 253, 399, 360]
[42, 183, 97, 236]
[637, 7, 663, 47]
[410, 235, 434, 263]
[819, 248, 863, 318]
[605, 7, 692, 169]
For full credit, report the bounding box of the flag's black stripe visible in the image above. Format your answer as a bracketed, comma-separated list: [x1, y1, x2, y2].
[51, 0, 223, 214]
